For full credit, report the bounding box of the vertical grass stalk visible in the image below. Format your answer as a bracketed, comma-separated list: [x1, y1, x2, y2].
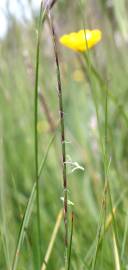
[34, 2, 44, 266]
[48, 11, 68, 267]
[104, 87, 121, 267]
[41, 209, 63, 270]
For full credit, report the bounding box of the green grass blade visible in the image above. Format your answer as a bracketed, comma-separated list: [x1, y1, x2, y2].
[121, 209, 128, 260]
[11, 132, 56, 270]
[113, 231, 121, 270]
[80, 55, 128, 126]
[34, 2, 43, 265]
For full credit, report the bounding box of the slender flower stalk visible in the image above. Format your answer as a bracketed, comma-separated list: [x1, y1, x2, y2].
[48, 10, 68, 263]
[34, 2, 44, 267]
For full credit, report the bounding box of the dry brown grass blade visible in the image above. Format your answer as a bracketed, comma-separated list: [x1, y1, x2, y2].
[41, 209, 63, 270]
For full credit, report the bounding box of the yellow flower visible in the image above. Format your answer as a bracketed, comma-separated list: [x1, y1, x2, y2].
[59, 29, 102, 52]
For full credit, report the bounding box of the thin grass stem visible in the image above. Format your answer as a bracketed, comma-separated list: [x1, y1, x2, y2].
[78, 55, 128, 127]
[48, 11, 68, 269]
[34, 2, 44, 266]
[113, 231, 121, 270]
[121, 209, 128, 260]
[41, 209, 63, 270]
[11, 132, 56, 270]
[82, 188, 128, 270]
[104, 87, 120, 263]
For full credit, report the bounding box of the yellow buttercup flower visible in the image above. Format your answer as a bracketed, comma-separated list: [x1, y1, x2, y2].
[59, 29, 102, 52]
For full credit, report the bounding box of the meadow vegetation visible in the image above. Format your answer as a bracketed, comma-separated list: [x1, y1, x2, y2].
[0, 0, 128, 269]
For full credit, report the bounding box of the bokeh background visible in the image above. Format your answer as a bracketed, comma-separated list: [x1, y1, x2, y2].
[0, 0, 128, 269]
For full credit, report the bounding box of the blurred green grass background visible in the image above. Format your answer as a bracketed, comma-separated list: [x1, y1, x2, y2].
[0, 0, 128, 269]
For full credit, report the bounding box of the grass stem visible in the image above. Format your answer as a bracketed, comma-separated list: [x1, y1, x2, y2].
[41, 209, 63, 270]
[34, 2, 44, 267]
[48, 10, 68, 268]
[11, 132, 56, 270]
